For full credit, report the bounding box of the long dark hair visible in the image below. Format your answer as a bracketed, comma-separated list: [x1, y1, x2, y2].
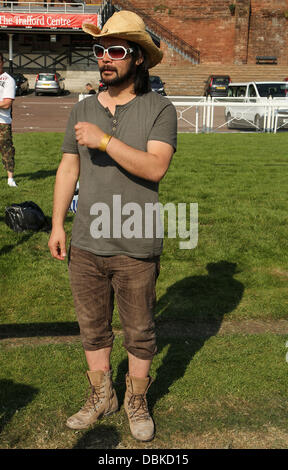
[128, 41, 151, 95]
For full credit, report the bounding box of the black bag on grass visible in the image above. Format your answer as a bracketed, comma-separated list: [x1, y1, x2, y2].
[5, 201, 50, 233]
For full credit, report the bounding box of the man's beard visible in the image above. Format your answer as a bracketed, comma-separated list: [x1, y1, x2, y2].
[99, 61, 136, 87]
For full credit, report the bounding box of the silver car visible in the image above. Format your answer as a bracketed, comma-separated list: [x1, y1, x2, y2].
[34, 72, 65, 96]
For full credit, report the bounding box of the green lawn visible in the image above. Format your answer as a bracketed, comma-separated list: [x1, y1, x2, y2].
[0, 132, 288, 449]
[0, 334, 287, 449]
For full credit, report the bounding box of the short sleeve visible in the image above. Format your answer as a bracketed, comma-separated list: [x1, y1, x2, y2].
[62, 105, 79, 155]
[3, 76, 15, 99]
[148, 103, 178, 152]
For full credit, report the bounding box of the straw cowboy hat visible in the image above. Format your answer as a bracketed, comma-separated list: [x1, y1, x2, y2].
[82, 10, 163, 68]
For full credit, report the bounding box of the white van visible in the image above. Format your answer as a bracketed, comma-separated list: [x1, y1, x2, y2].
[225, 81, 288, 129]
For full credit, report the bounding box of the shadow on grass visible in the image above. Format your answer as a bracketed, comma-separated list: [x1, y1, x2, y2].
[0, 260, 244, 436]
[0, 232, 35, 256]
[0, 216, 79, 257]
[73, 425, 121, 449]
[0, 379, 38, 434]
[116, 260, 244, 409]
[0, 321, 80, 339]
[16, 169, 57, 180]
[152, 260, 244, 407]
[0, 169, 57, 182]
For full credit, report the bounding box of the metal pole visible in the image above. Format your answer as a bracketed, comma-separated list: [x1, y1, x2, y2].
[8, 34, 13, 75]
[263, 104, 267, 131]
[210, 97, 215, 131]
[206, 96, 211, 133]
[270, 102, 275, 134]
[267, 97, 272, 133]
[202, 97, 206, 133]
[274, 112, 278, 133]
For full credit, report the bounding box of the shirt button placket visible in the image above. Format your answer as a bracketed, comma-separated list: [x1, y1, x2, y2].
[112, 118, 117, 133]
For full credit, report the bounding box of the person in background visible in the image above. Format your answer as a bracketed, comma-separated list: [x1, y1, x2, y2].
[0, 52, 17, 187]
[48, 10, 177, 442]
[85, 82, 96, 94]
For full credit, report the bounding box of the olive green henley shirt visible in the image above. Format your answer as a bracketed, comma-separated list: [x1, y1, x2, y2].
[62, 91, 177, 258]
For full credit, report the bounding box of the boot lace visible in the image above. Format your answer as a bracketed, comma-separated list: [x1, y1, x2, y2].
[81, 384, 105, 412]
[128, 393, 150, 422]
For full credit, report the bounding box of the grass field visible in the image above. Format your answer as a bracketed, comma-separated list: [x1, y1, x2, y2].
[0, 132, 288, 449]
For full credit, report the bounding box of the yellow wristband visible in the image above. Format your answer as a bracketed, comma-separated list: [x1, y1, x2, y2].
[98, 133, 112, 152]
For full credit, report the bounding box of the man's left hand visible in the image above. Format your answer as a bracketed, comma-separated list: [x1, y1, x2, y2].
[74, 122, 104, 148]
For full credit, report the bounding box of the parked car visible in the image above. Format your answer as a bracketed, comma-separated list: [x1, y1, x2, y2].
[149, 75, 166, 96]
[204, 75, 231, 97]
[12, 73, 29, 96]
[34, 72, 65, 96]
[225, 81, 288, 130]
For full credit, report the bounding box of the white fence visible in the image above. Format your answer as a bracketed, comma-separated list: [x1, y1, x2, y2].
[169, 96, 288, 134]
[78, 94, 288, 134]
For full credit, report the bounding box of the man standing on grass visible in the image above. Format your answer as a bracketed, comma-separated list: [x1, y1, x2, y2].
[0, 52, 17, 187]
[48, 10, 177, 442]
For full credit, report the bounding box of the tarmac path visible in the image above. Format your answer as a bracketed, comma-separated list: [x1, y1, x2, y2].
[11, 91, 230, 134]
[1, 319, 288, 349]
[12, 92, 79, 133]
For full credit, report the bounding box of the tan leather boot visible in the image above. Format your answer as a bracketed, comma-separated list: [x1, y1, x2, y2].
[66, 370, 118, 430]
[124, 373, 154, 442]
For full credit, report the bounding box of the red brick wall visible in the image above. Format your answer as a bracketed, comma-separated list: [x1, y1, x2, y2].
[248, 0, 288, 64]
[112, 0, 288, 64]
[130, 0, 236, 64]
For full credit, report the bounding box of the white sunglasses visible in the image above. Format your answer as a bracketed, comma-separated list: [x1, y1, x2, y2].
[93, 44, 134, 61]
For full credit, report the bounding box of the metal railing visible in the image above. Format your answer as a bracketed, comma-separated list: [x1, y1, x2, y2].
[168, 96, 288, 134]
[77, 94, 288, 134]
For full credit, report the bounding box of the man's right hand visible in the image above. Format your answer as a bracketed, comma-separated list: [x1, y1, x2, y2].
[48, 228, 67, 261]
